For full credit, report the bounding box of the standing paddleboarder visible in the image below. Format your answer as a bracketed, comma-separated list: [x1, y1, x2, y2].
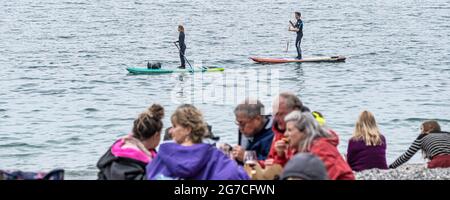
[289, 12, 303, 59]
[175, 25, 186, 69]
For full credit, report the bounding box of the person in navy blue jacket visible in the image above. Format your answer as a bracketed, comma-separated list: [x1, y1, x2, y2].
[231, 98, 275, 163]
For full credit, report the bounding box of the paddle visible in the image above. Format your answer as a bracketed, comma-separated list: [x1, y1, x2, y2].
[173, 42, 194, 72]
[286, 20, 296, 53]
[289, 20, 295, 27]
[285, 35, 289, 53]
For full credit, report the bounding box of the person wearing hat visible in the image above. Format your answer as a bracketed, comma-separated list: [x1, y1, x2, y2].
[280, 153, 329, 180]
[312, 111, 326, 126]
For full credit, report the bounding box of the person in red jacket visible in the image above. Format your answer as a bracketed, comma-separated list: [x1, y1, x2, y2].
[265, 92, 310, 167]
[279, 111, 354, 180]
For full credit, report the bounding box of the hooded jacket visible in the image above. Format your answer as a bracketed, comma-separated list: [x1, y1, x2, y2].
[146, 142, 249, 180]
[97, 138, 155, 180]
[309, 134, 355, 180]
[266, 124, 292, 166]
[239, 115, 274, 161]
[266, 107, 311, 165]
[272, 129, 354, 180]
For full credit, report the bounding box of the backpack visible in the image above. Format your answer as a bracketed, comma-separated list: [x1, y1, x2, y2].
[147, 62, 162, 69]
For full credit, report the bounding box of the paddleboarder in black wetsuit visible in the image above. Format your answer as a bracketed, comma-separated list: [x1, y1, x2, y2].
[175, 25, 186, 69]
[289, 12, 303, 59]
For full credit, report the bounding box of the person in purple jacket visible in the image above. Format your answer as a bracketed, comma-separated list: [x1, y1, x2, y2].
[346, 111, 388, 171]
[146, 104, 249, 180]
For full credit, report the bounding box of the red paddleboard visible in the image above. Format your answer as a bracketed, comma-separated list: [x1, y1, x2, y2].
[250, 56, 346, 63]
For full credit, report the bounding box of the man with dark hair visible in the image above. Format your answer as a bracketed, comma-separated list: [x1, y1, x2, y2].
[289, 12, 304, 59]
[232, 98, 274, 162]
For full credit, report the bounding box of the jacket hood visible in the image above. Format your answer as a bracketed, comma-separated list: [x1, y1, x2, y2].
[97, 148, 116, 169]
[156, 142, 213, 178]
[96, 143, 148, 180]
[324, 129, 339, 146]
[316, 135, 339, 147]
[110, 139, 153, 164]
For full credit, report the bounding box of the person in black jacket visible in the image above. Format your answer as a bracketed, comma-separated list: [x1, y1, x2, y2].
[175, 25, 186, 69]
[97, 104, 164, 180]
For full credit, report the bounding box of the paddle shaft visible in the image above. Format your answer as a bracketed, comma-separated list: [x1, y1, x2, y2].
[286, 21, 296, 53]
[289, 20, 295, 27]
[285, 34, 289, 53]
[174, 42, 193, 70]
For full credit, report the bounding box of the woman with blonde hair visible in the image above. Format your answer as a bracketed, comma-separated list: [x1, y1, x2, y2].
[146, 104, 249, 180]
[390, 120, 450, 169]
[346, 111, 388, 171]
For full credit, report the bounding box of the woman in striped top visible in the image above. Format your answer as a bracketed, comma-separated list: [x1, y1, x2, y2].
[389, 120, 450, 169]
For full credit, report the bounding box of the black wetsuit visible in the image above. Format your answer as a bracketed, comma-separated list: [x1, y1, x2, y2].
[294, 19, 303, 59]
[178, 32, 186, 68]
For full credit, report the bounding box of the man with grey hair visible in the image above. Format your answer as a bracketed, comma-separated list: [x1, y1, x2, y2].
[266, 92, 310, 165]
[231, 98, 274, 163]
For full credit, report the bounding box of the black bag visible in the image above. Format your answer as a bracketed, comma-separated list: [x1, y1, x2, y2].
[0, 169, 64, 180]
[147, 62, 161, 69]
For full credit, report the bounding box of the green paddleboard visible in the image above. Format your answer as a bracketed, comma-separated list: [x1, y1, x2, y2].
[127, 67, 225, 74]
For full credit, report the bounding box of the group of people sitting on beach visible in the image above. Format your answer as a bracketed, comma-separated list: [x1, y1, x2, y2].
[96, 92, 450, 180]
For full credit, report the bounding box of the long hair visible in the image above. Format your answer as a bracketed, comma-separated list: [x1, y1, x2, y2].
[171, 104, 207, 144]
[284, 111, 330, 152]
[132, 104, 164, 140]
[421, 120, 441, 133]
[352, 111, 383, 146]
[178, 25, 185, 32]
